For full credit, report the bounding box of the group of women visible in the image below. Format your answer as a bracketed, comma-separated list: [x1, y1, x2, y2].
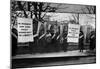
[29, 19, 68, 54]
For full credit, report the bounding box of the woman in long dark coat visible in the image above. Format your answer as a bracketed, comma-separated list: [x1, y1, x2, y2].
[62, 32, 68, 52]
[79, 31, 84, 52]
[38, 27, 46, 53]
[29, 19, 39, 54]
[52, 30, 60, 52]
[12, 27, 18, 56]
[89, 31, 96, 51]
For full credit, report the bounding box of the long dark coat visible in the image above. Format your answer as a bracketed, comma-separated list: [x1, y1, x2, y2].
[79, 31, 84, 50]
[12, 28, 18, 56]
[89, 31, 96, 50]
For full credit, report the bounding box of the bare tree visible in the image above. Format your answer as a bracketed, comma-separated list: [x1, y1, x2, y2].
[11, 1, 62, 23]
[81, 6, 96, 14]
[68, 14, 79, 24]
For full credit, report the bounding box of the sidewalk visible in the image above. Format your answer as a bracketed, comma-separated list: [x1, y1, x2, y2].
[12, 50, 90, 59]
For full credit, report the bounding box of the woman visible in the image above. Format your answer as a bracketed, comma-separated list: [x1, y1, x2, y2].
[44, 30, 52, 53]
[12, 27, 18, 56]
[51, 25, 60, 52]
[62, 31, 68, 52]
[79, 31, 84, 52]
[38, 24, 46, 53]
[89, 31, 96, 51]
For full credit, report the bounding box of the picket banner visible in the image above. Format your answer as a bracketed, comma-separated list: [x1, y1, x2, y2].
[17, 17, 33, 43]
[67, 23, 80, 43]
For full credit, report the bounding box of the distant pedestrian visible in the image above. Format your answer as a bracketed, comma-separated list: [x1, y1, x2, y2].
[79, 31, 84, 52]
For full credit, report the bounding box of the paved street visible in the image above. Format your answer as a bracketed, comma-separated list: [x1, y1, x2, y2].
[37, 56, 96, 67]
[12, 50, 96, 68]
[13, 50, 88, 59]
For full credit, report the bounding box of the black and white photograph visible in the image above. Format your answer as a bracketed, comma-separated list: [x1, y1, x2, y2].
[11, 0, 96, 69]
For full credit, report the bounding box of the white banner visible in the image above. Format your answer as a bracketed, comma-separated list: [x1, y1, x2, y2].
[17, 17, 33, 43]
[67, 23, 80, 43]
